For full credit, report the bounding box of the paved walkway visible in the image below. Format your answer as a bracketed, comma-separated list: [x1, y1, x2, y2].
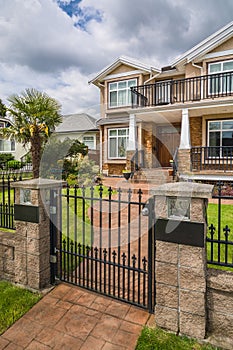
[0, 283, 153, 350]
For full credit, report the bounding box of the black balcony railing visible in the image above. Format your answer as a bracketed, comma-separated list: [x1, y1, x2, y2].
[191, 146, 233, 171]
[131, 71, 233, 108]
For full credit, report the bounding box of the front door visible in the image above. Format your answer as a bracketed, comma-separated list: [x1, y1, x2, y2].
[157, 124, 181, 167]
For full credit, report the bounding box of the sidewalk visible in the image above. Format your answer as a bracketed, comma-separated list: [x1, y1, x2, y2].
[0, 283, 153, 350]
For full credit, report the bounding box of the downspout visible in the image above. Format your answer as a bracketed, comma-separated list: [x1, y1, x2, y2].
[191, 62, 203, 73]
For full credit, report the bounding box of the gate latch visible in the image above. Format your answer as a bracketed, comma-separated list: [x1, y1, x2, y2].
[142, 203, 150, 216]
[50, 255, 57, 263]
[50, 206, 57, 215]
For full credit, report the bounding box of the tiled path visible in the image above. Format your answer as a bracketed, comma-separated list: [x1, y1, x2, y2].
[0, 283, 152, 350]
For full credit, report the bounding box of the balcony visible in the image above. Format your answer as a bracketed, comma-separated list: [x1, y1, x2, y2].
[191, 146, 233, 172]
[131, 71, 233, 108]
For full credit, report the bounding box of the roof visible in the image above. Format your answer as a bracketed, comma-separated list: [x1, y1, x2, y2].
[89, 56, 160, 86]
[171, 21, 233, 67]
[55, 113, 98, 133]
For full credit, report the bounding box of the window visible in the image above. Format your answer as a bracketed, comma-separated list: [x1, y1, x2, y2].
[208, 119, 233, 157]
[0, 139, 15, 152]
[83, 136, 95, 150]
[209, 60, 233, 95]
[109, 79, 137, 108]
[108, 128, 129, 158]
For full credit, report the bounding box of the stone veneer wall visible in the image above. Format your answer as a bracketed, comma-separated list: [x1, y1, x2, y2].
[0, 231, 15, 282]
[207, 268, 233, 348]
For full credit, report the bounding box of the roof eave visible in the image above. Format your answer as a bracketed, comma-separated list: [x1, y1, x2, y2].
[89, 56, 160, 85]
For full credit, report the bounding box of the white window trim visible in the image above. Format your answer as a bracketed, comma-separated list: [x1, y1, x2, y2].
[82, 135, 96, 150]
[108, 128, 129, 159]
[207, 119, 233, 158]
[208, 59, 233, 95]
[108, 79, 137, 108]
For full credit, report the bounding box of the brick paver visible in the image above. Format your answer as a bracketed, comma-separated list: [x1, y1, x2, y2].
[0, 283, 151, 350]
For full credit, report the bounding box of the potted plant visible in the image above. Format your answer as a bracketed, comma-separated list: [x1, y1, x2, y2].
[122, 169, 132, 180]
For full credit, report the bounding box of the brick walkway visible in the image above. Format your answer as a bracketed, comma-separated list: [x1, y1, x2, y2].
[0, 283, 152, 350]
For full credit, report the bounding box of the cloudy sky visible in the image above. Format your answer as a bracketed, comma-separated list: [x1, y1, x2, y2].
[1, 0, 233, 117]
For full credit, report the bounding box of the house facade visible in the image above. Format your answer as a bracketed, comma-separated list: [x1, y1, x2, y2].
[90, 21, 233, 179]
[0, 117, 26, 160]
[55, 113, 100, 164]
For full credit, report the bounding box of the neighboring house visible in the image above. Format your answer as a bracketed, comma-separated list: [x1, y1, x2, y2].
[55, 113, 100, 164]
[89, 21, 233, 180]
[0, 117, 26, 160]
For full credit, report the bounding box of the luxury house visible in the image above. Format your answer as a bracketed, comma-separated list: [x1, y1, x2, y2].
[90, 21, 233, 182]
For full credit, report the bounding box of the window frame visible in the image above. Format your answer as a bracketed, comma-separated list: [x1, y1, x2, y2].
[207, 119, 233, 158]
[108, 79, 137, 108]
[208, 59, 233, 95]
[82, 135, 96, 150]
[108, 127, 129, 159]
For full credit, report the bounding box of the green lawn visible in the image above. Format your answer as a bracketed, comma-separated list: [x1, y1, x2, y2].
[61, 185, 112, 245]
[136, 327, 220, 350]
[207, 202, 233, 269]
[0, 281, 41, 334]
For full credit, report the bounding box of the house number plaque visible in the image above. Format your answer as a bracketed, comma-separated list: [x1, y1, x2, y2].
[167, 196, 190, 220]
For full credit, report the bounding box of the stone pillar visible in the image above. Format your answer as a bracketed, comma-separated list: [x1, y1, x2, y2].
[12, 178, 63, 290]
[151, 182, 213, 339]
[178, 149, 191, 173]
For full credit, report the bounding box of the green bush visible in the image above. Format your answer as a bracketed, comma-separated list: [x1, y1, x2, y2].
[7, 160, 23, 169]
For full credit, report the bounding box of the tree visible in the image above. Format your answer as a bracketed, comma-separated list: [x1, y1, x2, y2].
[0, 88, 62, 178]
[0, 99, 7, 117]
[40, 137, 88, 179]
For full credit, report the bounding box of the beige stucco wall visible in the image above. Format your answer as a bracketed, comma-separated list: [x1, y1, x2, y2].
[55, 131, 98, 150]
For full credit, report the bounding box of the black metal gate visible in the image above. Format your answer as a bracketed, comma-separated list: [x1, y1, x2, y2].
[50, 185, 155, 313]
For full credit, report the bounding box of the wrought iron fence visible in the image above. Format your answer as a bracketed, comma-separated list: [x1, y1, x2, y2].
[207, 182, 233, 269]
[0, 175, 22, 230]
[58, 184, 155, 311]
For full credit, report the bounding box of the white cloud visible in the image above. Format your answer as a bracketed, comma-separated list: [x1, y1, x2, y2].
[0, 0, 233, 115]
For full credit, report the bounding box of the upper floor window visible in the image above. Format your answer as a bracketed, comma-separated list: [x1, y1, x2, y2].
[209, 60, 233, 94]
[208, 119, 233, 157]
[83, 136, 95, 150]
[109, 79, 137, 108]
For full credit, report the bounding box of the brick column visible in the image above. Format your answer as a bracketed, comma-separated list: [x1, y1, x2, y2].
[151, 182, 213, 339]
[12, 178, 63, 290]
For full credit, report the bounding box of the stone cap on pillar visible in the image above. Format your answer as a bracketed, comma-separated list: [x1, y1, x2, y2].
[11, 177, 66, 190]
[150, 181, 214, 199]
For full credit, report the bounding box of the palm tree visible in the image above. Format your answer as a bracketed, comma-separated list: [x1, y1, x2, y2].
[1, 88, 62, 178]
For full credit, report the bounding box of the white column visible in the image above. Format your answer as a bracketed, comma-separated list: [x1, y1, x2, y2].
[179, 109, 190, 149]
[99, 126, 103, 173]
[127, 113, 137, 151]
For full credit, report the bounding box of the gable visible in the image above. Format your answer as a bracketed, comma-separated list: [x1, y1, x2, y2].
[109, 64, 139, 76]
[209, 36, 233, 54]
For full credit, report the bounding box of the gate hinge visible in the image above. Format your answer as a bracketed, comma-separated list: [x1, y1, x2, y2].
[50, 255, 57, 264]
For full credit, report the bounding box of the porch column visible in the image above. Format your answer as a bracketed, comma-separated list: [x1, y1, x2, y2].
[126, 114, 137, 171]
[127, 113, 137, 151]
[179, 109, 190, 149]
[178, 109, 191, 173]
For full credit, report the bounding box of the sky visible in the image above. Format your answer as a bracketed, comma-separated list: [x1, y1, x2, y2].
[1, 0, 233, 118]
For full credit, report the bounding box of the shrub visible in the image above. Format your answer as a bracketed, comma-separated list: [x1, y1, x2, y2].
[7, 160, 23, 169]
